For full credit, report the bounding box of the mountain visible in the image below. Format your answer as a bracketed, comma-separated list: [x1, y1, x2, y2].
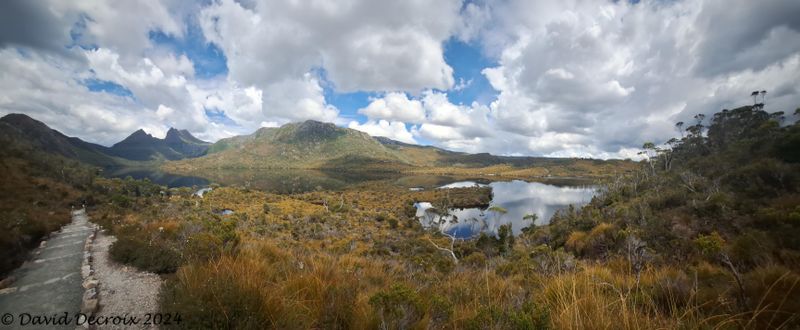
[166, 120, 628, 173]
[0, 113, 120, 167]
[0, 113, 211, 166]
[178, 120, 403, 169]
[108, 127, 210, 161]
[164, 128, 211, 157]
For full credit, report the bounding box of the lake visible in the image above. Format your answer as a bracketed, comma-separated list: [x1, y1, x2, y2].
[102, 167, 599, 238]
[416, 180, 599, 238]
[101, 167, 210, 188]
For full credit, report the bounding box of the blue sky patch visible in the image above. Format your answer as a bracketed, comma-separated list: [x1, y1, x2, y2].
[149, 19, 228, 79]
[84, 78, 134, 98]
[204, 108, 238, 126]
[318, 39, 497, 126]
[315, 67, 373, 123]
[443, 38, 498, 106]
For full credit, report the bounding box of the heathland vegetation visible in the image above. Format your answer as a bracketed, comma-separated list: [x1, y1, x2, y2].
[1, 103, 798, 328]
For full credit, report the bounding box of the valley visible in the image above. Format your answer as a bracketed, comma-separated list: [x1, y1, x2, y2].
[1, 105, 799, 328]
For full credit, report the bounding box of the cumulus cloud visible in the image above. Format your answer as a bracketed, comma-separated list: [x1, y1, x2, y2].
[0, 0, 76, 55]
[348, 120, 416, 144]
[198, 0, 459, 92]
[454, 0, 800, 157]
[1, 0, 798, 160]
[358, 93, 425, 123]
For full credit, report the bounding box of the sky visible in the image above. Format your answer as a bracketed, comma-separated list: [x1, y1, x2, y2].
[0, 0, 798, 159]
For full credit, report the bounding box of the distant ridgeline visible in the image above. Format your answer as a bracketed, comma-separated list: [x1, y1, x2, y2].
[0, 113, 210, 166]
[0, 113, 631, 174]
[167, 119, 630, 172]
[107, 128, 211, 161]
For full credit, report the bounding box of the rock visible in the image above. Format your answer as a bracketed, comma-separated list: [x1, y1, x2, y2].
[81, 265, 92, 278]
[0, 287, 17, 295]
[0, 276, 15, 289]
[80, 298, 98, 314]
[83, 287, 97, 300]
[39, 241, 47, 248]
[82, 278, 99, 289]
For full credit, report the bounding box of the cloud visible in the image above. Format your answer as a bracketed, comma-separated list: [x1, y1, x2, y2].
[198, 0, 459, 93]
[348, 120, 416, 144]
[450, 0, 800, 158]
[261, 73, 339, 124]
[0, 48, 163, 145]
[0, 0, 76, 55]
[358, 92, 425, 123]
[1, 0, 798, 160]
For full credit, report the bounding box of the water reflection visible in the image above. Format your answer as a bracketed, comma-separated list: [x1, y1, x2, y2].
[417, 180, 598, 238]
[102, 167, 209, 188]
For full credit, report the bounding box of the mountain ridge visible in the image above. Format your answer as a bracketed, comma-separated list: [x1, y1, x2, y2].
[107, 126, 210, 162]
[0, 113, 211, 165]
[0, 113, 632, 176]
[166, 119, 623, 172]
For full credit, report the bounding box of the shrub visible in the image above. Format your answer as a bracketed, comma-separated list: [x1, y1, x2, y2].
[464, 303, 549, 330]
[694, 231, 725, 257]
[427, 294, 453, 327]
[463, 252, 488, 268]
[110, 235, 181, 273]
[565, 231, 588, 255]
[497, 223, 515, 255]
[729, 230, 774, 268]
[743, 265, 800, 328]
[369, 284, 424, 329]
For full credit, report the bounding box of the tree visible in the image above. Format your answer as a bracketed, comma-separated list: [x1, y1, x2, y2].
[422, 207, 460, 264]
[675, 121, 685, 138]
[760, 90, 767, 104]
[639, 142, 658, 176]
[751, 91, 759, 104]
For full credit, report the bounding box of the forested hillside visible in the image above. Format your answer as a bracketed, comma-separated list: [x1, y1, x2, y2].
[527, 104, 800, 327]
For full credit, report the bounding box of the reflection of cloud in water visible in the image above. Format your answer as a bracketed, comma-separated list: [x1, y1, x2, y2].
[417, 180, 598, 238]
[438, 181, 488, 189]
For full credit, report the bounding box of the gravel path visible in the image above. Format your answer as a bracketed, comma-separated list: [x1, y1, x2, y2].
[93, 230, 162, 329]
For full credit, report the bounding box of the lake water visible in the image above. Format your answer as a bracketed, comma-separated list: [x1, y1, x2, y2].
[102, 167, 496, 193]
[102, 168, 599, 236]
[101, 167, 209, 188]
[416, 180, 599, 238]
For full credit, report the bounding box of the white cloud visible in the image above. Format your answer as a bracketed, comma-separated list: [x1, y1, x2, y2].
[452, 0, 800, 158]
[1, 0, 799, 161]
[358, 92, 425, 123]
[198, 0, 459, 92]
[261, 73, 339, 124]
[348, 120, 416, 144]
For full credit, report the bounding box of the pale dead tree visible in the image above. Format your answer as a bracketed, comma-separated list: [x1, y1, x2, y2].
[679, 171, 701, 193]
[427, 235, 458, 264]
[662, 138, 679, 171]
[720, 252, 747, 309]
[423, 209, 460, 263]
[638, 142, 658, 177]
[706, 178, 722, 201]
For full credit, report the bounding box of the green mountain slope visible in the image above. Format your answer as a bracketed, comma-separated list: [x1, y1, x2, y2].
[173, 120, 405, 169]
[0, 113, 121, 167]
[166, 120, 634, 176]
